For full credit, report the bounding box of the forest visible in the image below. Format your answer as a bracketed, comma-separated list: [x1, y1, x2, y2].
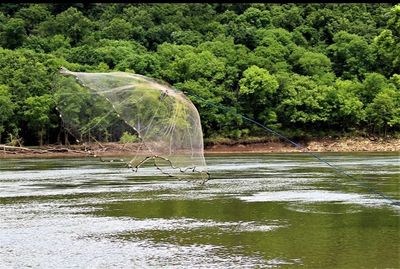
[0, 3, 399, 146]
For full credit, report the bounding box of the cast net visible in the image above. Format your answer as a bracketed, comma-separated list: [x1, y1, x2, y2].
[54, 68, 209, 182]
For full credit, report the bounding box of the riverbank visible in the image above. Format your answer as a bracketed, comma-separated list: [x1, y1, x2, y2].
[206, 137, 400, 154]
[1, 137, 399, 159]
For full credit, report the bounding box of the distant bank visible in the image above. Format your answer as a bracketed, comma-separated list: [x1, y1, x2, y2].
[205, 137, 400, 154]
[1, 137, 399, 159]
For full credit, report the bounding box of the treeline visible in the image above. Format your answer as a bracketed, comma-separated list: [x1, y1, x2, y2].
[0, 3, 399, 145]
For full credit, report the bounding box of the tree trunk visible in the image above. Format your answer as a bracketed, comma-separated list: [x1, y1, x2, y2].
[57, 130, 61, 145]
[39, 128, 44, 147]
[64, 130, 70, 146]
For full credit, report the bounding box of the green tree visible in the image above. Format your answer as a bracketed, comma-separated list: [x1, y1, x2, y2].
[226, 16, 257, 49]
[328, 79, 365, 131]
[271, 4, 304, 31]
[198, 37, 252, 99]
[38, 7, 93, 45]
[0, 85, 14, 142]
[251, 28, 295, 73]
[372, 5, 400, 77]
[372, 29, 396, 76]
[23, 94, 55, 146]
[297, 51, 332, 77]
[116, 53, 161, 76]
[360, 72, 390, 104]
[390, 74, 400, 89]
[328, 31, 375, 79]
[238, 6, 271, 28]
[146, 23, 181, 50]
[102, 18, 133, 40]
[0, 49, 51, 99]
[0, 18, 27, 49]
[276, 75, 332, 128]
[387, 4, 400, 37]
[23, 34, 71, 53]
[365, 87, 400, 135]
[161, 49, 225, 83]
[14, 4, 51, 34]
[171, 30, 203, 46]
[239, 66, 279, 126]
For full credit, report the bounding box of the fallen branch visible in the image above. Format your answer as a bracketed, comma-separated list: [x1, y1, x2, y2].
[0, 144, 88, 155]
[1, 145, 33, 151]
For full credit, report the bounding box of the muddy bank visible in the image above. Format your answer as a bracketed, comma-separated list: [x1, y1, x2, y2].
[1, 137, 399, 159]
[206, 137, 400, 154]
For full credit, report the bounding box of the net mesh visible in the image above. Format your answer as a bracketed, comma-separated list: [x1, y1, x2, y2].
[54, 68, 208, 182]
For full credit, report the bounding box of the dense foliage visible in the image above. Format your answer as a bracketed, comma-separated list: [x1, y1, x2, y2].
[0, 3, 399, 145]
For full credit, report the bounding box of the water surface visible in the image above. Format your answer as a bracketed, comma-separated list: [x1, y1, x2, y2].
[0, 153, 399, 268]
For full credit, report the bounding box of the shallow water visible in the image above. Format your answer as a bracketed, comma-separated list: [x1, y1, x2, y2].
[0, 152, 399, 268]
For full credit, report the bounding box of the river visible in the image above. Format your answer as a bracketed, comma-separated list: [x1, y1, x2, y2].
[0, 152, 399, 268]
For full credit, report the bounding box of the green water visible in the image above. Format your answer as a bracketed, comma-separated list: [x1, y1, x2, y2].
[0, 153, 399, 268]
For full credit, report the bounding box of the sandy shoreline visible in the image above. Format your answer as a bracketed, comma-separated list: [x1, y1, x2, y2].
[1, 137, 399, 159]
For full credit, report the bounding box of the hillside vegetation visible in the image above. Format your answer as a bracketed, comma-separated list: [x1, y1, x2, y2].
[0, 3, 399, 146]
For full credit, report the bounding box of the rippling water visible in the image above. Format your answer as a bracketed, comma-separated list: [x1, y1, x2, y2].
[0, 153, 399, 268]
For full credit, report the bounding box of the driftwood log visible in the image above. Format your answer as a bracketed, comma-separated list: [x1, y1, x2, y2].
[0, 145, 87, 155]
